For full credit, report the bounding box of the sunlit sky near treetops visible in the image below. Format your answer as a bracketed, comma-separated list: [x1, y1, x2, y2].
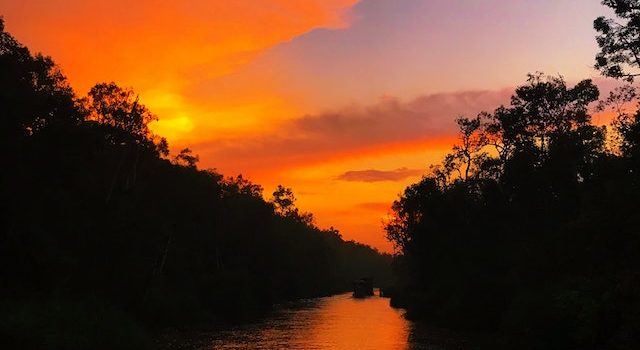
[1, 0, 618, 252]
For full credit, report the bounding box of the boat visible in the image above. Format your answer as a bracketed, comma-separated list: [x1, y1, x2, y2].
[352, 277, 374, 298]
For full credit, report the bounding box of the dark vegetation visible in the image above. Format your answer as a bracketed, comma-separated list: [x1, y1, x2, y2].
[386, 2, 640, 349]
[0, 18, 392, 349]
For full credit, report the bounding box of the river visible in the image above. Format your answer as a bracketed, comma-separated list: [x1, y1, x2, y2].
[158, 292, 477, 350]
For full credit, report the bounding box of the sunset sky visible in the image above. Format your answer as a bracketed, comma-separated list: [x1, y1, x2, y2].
[1, 0, 615, 252]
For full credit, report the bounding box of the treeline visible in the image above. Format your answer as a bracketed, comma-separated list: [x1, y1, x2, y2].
[0, 19, 391, 349]
[386, 2, 640, 349]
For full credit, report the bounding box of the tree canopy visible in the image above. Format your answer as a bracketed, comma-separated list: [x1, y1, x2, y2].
[595, 0, 640, 80]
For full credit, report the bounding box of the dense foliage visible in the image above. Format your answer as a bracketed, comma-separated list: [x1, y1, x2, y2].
[386, 2, 640, 346]
[388, 75, 640, 349]
[595, 0, 640, 81]
[0, 19, 391, 349]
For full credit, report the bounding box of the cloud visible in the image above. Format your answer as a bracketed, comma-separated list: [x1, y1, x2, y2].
[195, 88, 513, 173]
[338, 168, 423, 182]
[2, 0, 361, 142]
[2, 0, 358, 91]
[195, 77, 615, 175]
[355, 202, 392, 212]
[185, 0, 607, 115]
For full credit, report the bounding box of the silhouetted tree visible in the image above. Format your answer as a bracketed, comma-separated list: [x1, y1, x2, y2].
[172, 147, 199, 168]
[271, 185, 314, 225]
[595, 0, 640, 81]
[272, 185, 297, 216]
[0, 17, 78, 144]
[221, 174, 263, 197]
[84, 82, 156, 141]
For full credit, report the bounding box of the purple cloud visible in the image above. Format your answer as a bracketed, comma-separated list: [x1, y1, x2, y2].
[195, 88, 513, 173]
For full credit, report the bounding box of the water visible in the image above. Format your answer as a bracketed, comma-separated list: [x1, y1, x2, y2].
[160, 292, 475, 350]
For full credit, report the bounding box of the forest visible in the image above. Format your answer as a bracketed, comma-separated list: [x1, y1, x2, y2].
[0, 18, 392, 349]
[5, 1, 640, 349]
[386, 1, 640, 349]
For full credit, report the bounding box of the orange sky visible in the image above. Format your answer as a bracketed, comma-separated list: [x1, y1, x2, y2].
[0, 0, 614, 252]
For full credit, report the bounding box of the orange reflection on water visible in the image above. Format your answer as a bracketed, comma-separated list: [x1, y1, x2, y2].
[305, 293, 410, 349]
[206, 292, 411, 349]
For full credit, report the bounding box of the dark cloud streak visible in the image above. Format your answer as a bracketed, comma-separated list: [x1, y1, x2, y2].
[195, 88, 514, 172]
[337, 167, 424, 182]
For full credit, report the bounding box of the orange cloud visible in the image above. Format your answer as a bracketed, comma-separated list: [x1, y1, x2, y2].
[355, 202, 392, 212]
[1, 0, 359, 142]
[2, 0, 357, 90]
[337, 168, 424, 182]
[194, 88, 513, 175]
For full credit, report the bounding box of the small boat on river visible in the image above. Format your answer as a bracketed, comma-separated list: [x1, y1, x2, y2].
[352, 277, 374, 298]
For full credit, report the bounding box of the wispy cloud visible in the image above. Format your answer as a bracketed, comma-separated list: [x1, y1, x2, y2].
[337, 167, 423, 182]
[355, 202, 393, 211]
